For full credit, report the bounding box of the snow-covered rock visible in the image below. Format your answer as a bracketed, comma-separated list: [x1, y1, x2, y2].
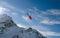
[0, 14, 46, 38]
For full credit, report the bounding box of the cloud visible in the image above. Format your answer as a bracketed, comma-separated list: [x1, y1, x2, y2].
[17, 24, 24, 27]
[0, 1, 24, 14]
[22, 16, 31, 22]
[0, 1, 24, 18]
[0, 1, 17, 15]
[12, 13, 18, 16]
[22, 16, 28, 21]
[40, 20, 60, 25]
[46, 9, 60, 15]
[4, 1, 27, 14]
[28, 7, 60, 25]
[0, 7, 8, 14]
[0, 1, 29, 18]
[17, 23, 28, 28]
[40, 31, 60, 36]
[19, 9, 27, 13]
[0, 1, 15, 10]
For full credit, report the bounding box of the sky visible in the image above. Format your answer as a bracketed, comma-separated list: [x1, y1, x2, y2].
[0, 0, 60, 38]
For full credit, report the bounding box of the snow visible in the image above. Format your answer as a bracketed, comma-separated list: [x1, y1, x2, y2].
[0, 14, 46, 38]
[0, 14, 12, 23]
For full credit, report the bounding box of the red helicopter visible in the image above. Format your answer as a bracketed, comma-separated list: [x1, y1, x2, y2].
[27, 13, 32, 20]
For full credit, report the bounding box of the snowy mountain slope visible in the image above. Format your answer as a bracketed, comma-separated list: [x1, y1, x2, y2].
[0, 14, 46, 38]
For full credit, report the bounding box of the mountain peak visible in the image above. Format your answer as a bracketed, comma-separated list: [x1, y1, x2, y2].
[0, 14, 12, 23]
[0, 14, 46, 38]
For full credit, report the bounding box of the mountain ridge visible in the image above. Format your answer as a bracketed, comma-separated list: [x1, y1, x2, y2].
[0, 14, 46, 38]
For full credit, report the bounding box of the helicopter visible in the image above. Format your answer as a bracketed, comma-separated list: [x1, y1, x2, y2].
[27, 13, 32, 20]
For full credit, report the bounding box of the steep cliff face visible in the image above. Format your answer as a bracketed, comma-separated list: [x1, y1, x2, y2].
[0, 14, 46, 38]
